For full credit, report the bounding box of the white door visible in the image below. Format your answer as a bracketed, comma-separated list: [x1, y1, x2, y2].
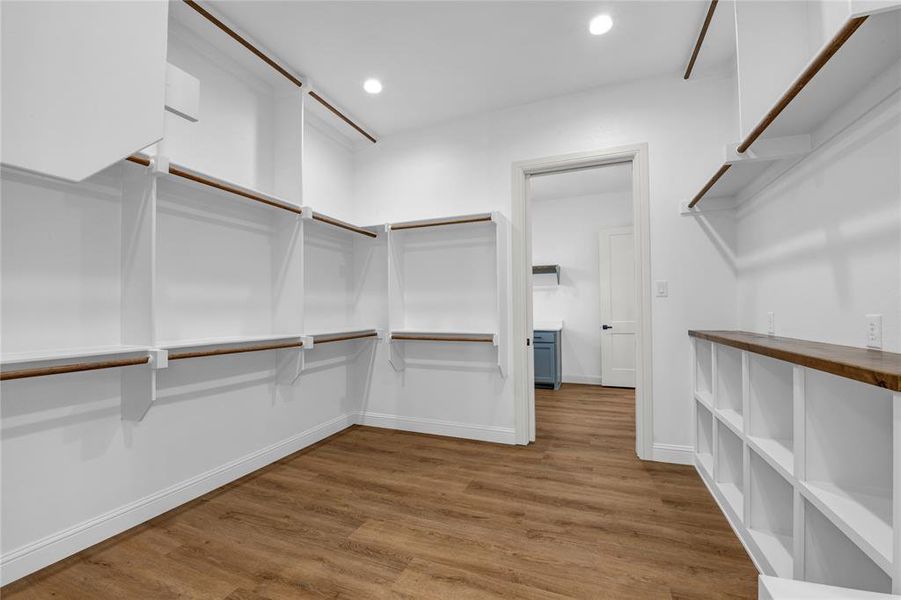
[598, 227, 636, 388]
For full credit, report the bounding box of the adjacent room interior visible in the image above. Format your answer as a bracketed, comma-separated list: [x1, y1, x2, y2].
[1, 1, 899, 598]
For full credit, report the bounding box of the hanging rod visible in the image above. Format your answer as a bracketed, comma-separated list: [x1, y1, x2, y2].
[1, 356, 150, 381]
[684, 0, 718, 80]
[309, 91, 377, 144]
[313, 330, 379, 345]
[391, 332, 494, 343]
[687, 163, 731, 208]
[736, 16, 867, 153]
[390, 214, 493, 231]
[126, 156, 304, 216]
[168, 340, 303, 361]
[182, 0, 376, 144]
[182, 0, 302, 87]
[311, 212, 378, 238]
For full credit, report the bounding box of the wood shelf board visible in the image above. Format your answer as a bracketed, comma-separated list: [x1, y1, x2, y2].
[800, 480, 892, 572]
[689, 330, 901, 391]
[748, 529, 793, 579]
[1, 345, 151, 366]
[716, 407, 744, 436]
[748, 436, 794, 480]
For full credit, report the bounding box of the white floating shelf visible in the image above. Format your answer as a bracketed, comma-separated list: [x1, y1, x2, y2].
[0, 344, 151, 366]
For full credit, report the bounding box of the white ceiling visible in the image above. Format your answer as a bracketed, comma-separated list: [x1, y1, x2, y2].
[210, 1, 736, 139]
[530, 162, 632, 201]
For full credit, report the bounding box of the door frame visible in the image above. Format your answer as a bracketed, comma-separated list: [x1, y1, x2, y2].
[511, 143, 652, 459]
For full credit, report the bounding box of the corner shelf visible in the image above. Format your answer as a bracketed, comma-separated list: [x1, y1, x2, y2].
[532, 264, 561, 284]
[685, 8, 901, 211]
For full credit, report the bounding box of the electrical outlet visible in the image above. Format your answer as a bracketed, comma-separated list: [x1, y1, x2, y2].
[655, 280, 668, 297]
[866, 314, 882, 349]
[767, 312, 775, 335]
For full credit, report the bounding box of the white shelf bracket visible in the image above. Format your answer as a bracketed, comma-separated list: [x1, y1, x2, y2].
[680, 196, 738, 216]
[275, 339, 308, 385]
[387, 334, 406, 372]
[121, 357, 156, 422]
[150, 154, 170, 176]
[725, 134, 811, 164]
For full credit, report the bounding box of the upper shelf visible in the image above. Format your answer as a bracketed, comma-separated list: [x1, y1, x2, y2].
[533, 264, 561, 284]
[688, 330, 901, 391]
[687, 8, 901, 210]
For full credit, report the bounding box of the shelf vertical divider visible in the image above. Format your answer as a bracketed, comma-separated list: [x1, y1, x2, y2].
[893, 391, 901, 593]
[494, 212, 509, 377]
[742, 350, 752, 525]
[793, 365, 807, 579]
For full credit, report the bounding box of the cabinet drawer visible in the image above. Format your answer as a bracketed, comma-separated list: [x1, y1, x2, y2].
[533, 330, 558, 343]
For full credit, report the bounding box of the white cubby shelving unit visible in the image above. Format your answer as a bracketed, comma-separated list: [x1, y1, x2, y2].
[684, 5, 901, 214]
[690, 330, 901, 595]
[386, 212, 510, 377]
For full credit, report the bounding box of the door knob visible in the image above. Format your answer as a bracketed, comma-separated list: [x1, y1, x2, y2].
[602, 324, 613, 330]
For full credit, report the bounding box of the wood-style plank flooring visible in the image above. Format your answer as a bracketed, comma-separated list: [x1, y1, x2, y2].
[3, 384, 758, 599]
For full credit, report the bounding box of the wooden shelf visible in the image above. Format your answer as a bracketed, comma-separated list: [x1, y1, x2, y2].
[689, 330, 901, 391]
[390, 331, 495, 344]
[687, 8, 901, 209]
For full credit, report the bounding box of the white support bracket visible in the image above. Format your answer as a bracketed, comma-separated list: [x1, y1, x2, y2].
[150, 154, 170, 176]
[725, 134, 811, 164]
[275, 336, 312, 385]
[121, 349, 168, 422]
[680, 196, 738, 216]
[386, 333, 406, 372]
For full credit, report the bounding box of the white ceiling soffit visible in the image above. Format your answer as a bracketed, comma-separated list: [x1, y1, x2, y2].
[529, 162, 633, 201]
[210, 1, 737, 139]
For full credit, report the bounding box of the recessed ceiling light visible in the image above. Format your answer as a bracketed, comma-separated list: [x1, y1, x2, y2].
[363, 78, 382, 94]
[589, 14, 613, 36]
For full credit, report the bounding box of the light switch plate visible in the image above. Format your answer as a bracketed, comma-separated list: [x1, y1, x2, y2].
[655, 280, 668, 297]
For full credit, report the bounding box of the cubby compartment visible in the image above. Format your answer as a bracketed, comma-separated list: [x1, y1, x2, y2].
[802, 369, 892, 572]
[696, 401, 714, 476]
[715, 421, 744, 520]
[694, 339, 713, 407]
[715, 344, 743, 433]
[303, 219, 384, 336]
[748, 452, 793, 578]
[804, 499, 892, 594]
[155, 176, 303, 346]
[748, 354, 794, 477]
[0, 162, 153, 359]
[389, 218, 498, 334]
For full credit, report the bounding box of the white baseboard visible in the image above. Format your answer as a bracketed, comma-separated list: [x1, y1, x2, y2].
[650, 442, 694, 465]
[561, 374, 604, 385]
[0, 412, 356, 586]
[357, 411, 517, 445]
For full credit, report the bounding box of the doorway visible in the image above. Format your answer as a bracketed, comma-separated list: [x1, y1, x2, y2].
[511, 144, 652, 458]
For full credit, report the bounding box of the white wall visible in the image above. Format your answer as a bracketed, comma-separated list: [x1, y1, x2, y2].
[735, 81, 901, 352]
[531, 190, 633, 385]
[352, 73, 741, 454]
[303, 111, 355, 221]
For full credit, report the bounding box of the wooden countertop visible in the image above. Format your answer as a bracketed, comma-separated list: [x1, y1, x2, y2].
[688, 330, 901, 392]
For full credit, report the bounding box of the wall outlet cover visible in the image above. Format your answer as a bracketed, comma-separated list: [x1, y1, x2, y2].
[767, 312, 775, 335]
[866, 314, 882, 349]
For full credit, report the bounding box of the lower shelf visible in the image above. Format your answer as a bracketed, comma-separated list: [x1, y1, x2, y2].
[718, 481, 744, 519]
[749, 529, 793, 579]
[799, 481, 892, 573]
[748, 436, 793, 479]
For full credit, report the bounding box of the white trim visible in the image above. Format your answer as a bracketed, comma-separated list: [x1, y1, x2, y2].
[357, 411, 516, 445]
[652, 443, 695, 465]
[0, 412, 356, 586]
[511, 144, 653, 458]
[561, 374, 605, 386]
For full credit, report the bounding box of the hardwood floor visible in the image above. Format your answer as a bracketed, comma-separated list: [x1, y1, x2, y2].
[3, 385, 758, 599]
